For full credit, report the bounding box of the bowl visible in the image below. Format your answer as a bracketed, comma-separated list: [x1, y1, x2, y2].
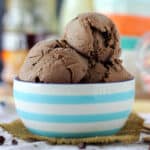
[13, 78, 135, 138]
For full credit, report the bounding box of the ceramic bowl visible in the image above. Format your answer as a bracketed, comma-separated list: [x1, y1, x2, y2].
[13, 78, 135, 138]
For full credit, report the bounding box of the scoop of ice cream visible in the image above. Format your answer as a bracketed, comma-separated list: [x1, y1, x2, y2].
[104, 59, 133, 82]
[27, 39, 69, 57]
[19, 40, 88, 83]
[63, 12, 121, 62]
[81, 59, 133, 83]
[81, 62, 107, 83]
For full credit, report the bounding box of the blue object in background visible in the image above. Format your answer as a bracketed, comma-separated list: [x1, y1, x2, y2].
[121, 36, 139, 50]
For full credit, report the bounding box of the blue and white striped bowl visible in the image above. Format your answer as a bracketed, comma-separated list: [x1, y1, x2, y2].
[13, 78, 135, 138]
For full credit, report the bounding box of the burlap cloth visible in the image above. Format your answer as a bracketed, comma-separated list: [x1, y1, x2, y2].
[0, 113, 143, 145]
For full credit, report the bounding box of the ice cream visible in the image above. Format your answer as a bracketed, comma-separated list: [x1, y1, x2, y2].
[19, 40, 88, 83]
[19, 12, 133, 83]
[63, 12, 121, 62]
[104, 59, 133, 82]
[81, 59, 133, 83]
[81, 62, 107, 83]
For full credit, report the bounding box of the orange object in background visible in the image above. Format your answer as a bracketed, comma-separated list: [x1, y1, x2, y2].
[2, 50, 27, 67]
[108, 14, 150, 37]
[1, 50, 28, 84]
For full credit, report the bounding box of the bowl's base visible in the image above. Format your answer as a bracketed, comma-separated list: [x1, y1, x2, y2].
[27, 127, 121, 138]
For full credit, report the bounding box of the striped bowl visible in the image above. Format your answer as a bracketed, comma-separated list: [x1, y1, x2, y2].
[13, 78, 135, 138]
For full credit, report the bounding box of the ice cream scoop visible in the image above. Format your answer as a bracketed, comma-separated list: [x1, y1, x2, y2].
[81, 59, 133, 83]
[63, 12, 121, 62]
[81, 62, 107, 83]
[104, 59, 133, 82]
[19, 40, 88, 83]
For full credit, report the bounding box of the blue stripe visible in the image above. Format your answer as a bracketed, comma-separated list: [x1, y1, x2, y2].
[121, 36, 139, 50]
[17, 109, 131, 123]
[27, 127, 121, 138]
[14, 90, 134, 104]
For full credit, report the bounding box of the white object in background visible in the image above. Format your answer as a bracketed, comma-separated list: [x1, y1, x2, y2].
[93, 0, 150, 17]
[121, 50, 136, 76]
[60, 0, 93, 33]
[136, 32, 150, 93]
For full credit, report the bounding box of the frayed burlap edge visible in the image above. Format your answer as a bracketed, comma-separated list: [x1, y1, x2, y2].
[0, 113, 144, 145]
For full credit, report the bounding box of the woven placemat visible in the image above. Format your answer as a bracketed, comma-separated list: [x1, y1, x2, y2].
[0, 113, 144, 145]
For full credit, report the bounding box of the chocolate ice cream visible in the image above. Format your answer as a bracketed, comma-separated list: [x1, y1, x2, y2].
[104, 59, 133, 82]
[19, 40, 88, 83]
[18, 12, 133, 84]
[81, 59, 133, 83]
[63, 12, 121, 62]
[81, 63, 107, 83]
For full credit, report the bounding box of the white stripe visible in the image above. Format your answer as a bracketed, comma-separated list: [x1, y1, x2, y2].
[22, 118, 126, 133]
[15, 99, 133, 115]
[14, 79, 134, 95]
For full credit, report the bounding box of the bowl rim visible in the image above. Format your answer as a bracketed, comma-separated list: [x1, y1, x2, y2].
[14, 77, 135, 86]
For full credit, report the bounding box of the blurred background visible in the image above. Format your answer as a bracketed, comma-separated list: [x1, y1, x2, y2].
[0, 0, 150, 102]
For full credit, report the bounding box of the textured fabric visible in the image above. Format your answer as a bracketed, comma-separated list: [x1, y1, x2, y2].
[0, 113, 144, 145]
